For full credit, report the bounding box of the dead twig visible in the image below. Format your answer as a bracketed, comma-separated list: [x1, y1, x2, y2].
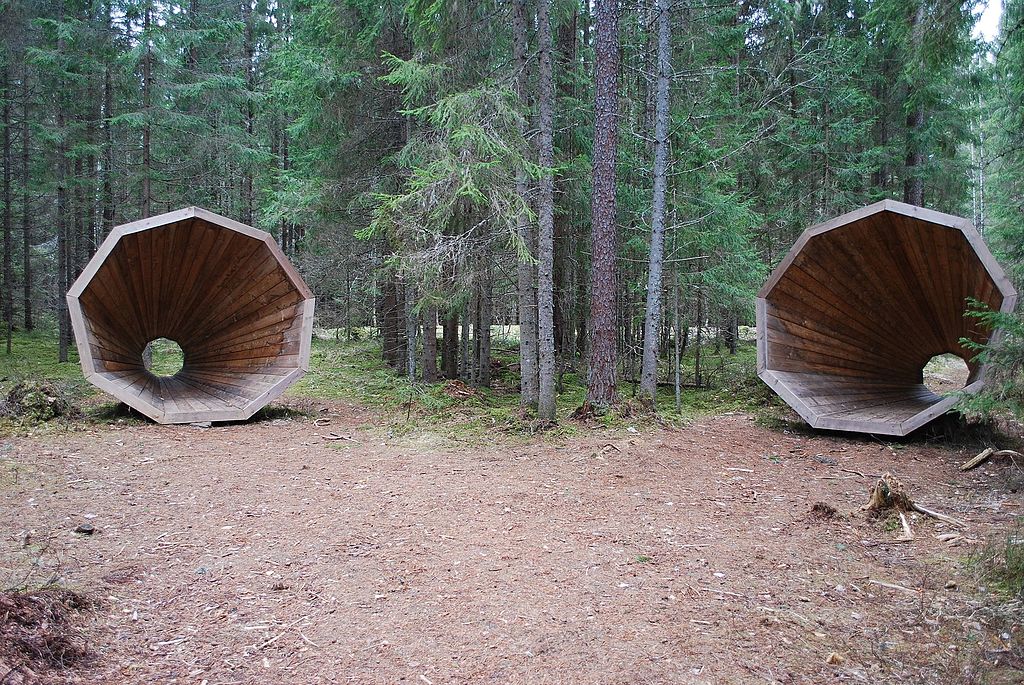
[868, 578, 919, 595]
[841, 468, 881, 478]
[321, 433, 359, 443]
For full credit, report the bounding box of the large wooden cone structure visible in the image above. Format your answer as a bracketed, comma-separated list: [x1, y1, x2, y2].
[68, 207, 315, 424]
[757, 200, 1016, 436]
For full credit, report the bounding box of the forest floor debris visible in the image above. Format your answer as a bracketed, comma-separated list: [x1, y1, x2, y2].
[0, 588, 93, 685]
[1, 407, 1023, 683]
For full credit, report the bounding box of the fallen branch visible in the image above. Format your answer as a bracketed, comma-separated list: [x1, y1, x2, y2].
[912, 502, 967, 529]
[960, 448, 994, 471]
[868, 578, 919, 595]
[322, 433, 358, 443]
[960, 448, 1023, 471]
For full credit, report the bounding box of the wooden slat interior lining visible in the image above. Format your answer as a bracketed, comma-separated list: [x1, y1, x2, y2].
[760, 205, 1014, 435]
[765, 214, 1004, 381]
[74, 213, 313, 422]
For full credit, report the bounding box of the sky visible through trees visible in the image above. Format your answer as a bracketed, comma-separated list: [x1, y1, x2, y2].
[1, 0, 1023, 415]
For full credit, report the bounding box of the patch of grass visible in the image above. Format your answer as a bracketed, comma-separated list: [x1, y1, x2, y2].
[649, 341, 779, 419]
[146, 338, 184, 376]
[0, 331, 120, 434]
[0, 329, 89, 388]
[972, 522, 1024, 599]
[283, 336, 775, 437]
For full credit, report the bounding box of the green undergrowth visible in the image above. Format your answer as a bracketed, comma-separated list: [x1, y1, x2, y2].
[971, 520, 1024, 600]
[0, 329, 88, 387]
[0, 330, 102, 435]
[1, 328, 777, 438]
[289, 335, 776, 440]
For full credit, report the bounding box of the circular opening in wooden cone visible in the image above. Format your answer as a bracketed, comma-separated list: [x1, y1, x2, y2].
[922, 354, 970, 395]
[144, 338, 185, 378]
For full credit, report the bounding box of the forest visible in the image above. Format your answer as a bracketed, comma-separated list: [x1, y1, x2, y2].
[6, 3, 1024, 682]
[0, 0, 1022, 419]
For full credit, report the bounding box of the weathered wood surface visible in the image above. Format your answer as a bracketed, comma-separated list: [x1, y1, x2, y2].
[67, 207, 315, 424]
[757, 200, 1016, 436]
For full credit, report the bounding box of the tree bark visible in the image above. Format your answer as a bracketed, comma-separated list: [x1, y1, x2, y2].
[639, 0, 671, 404]
[477, 253, 493, 387]
[405, 281, 417, 380]
[442, 309, 458, 379]
[694, 287, 704, 388]
[381, 273, 403, 368]
[586, 0, 620, 409]
[56, 17, 70, 362]
[460, 300, 471, 380]
[141, 6, 154, 370]
[141, 2, 153, 219]
[421, 305, 437, 382]
[101, 0, 115, 237]
[20, 69, 32, 332]
[536, 0, 557, 420]
[241, 0, 255, 225]
[903, 1, 926, 207]
[513, 0, 539, 408]
[3, 67, 13, 353]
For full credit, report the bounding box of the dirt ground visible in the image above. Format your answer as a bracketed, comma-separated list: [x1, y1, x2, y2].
[2, 403, 1023, 684]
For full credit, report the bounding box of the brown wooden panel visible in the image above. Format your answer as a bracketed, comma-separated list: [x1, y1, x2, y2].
[67, 207, 316, 424]
[758, 201, 1017, 436]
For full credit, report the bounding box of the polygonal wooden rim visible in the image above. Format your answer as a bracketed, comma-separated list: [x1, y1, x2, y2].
[756, 200, 1017, 436]
[67, 207, 316, 424]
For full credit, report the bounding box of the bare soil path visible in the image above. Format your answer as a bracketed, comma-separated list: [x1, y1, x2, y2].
[2, 404, 1021, 684]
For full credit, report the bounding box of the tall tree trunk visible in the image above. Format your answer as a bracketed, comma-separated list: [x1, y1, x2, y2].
[2, 68, 13, 353]
[101, 0, 115, 237]
[73, 156, 85, 274]
[673, 263, 680, 412]
[442, 308, 458, 379]
[903, 1, 926, 207]
[554, 7, 578, 363]
[477, 257, 493, 387]
[512, 0, 539, 407]
[422, 305, 437, 382]
[586, 0, 620, 409]
[639, 0, 671, 404]
[381, 272, 402, 368]
[536, 0, 557, 420]
[405, 282, 417, 380]
[694, 287, 704, 388]
[20, 70, 32, 332]
[241, 0, 255, 225]
[56, 20, 70, 363]
[460, 300, 471, 380]
[141, 3, 153, 219]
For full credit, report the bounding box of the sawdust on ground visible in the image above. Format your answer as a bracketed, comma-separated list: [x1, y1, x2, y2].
[1, 403, 1021, 684]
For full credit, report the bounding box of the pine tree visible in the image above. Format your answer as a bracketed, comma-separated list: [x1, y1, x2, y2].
[585, 0, 620, 410]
